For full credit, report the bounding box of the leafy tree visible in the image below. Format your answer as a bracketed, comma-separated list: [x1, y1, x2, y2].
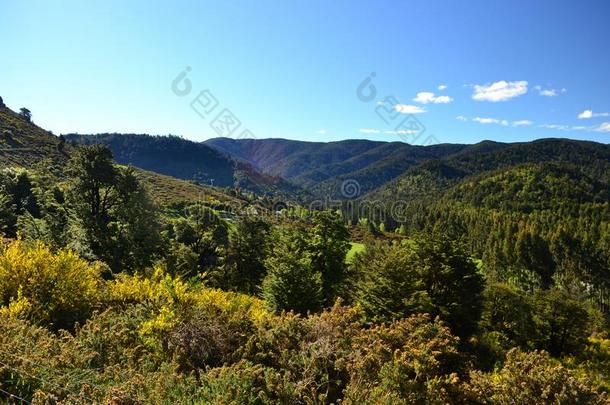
[0, 168, 40, 236]
[67, 145, 161, 272]
[262, 226, 323, 315]
[532, 289, 592, 356]
[478, 283, 536, 361]
[19, 107, 31, 121]
[353, 233, 485, 340]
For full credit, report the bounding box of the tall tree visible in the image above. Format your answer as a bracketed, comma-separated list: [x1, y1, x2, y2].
[308, 211, 350, 303]
[67, 145, 161, 272]
[353, 232, 485, 340]
[262, 225, 323, 315]
[224, 215, 271, 293]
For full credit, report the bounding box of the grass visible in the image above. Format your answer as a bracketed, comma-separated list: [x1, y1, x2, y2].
[346, 242, 365, 264]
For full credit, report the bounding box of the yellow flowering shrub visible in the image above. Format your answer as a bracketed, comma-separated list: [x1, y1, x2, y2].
[106, 266, 271, 351]
[0, 239, 102, 330]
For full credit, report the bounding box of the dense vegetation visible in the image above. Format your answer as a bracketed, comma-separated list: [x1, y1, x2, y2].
[0, 103, 609, 403]
[66, 133, 308, 200]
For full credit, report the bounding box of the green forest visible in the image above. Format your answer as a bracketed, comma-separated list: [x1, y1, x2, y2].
[1, 104, 609, 404]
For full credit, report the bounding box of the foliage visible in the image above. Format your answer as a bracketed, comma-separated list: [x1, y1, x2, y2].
[466, 348, 607, 404]
[67, 145, 163, 272]
[343, 314, 464, 404]
[309, 210, 350, 302]
[224, 215, 271, 294]
[262, 225, 324, 315]
[0, 239, 102, 330]
[352, 233, 485, 340]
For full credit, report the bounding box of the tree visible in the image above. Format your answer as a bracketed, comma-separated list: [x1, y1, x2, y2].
[19, 107, 32, 121]
[262, 226, 323, 315]
[478, 282, 536, 358]
[67, 145, 161, 272]
[308, 211, 350, 303]
[166, 204, 229, 281]
[57, 134, 66, 152]
[224, 215, 271, 293]
[0, 168, 40, 237]
[353, 233, 485, 340]
[532, 289, 592, 356]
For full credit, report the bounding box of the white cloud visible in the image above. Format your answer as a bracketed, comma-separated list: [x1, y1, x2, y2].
[359, 128, 381, 134]
[539, 124, 570, 131]
[438, 84, 448, 91]
[594, 122, 610, 132]
[512, 120, 533, 126]
[433, 95, 453, 104]
[578, 109, 610, 119]
[473, 117, 509, 126]
[472, 80, 528, 102]
[384, 129, 419, 135]
[395, 104, 426, 114]
[455, 115, 467, 121]
[316, 129, 327, 135]
[413, 92, 453, 104]
[534, 85, 562, 97]
[539, 89, 557, 97]
[413, 92, 435, 104]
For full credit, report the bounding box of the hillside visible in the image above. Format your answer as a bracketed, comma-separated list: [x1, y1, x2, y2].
[0, 102, 72, 174]
[367, 138, 610, 202]
[205, 137, 468, 198]
[0, 103, 249, 207]
[66, 133, 308, 201]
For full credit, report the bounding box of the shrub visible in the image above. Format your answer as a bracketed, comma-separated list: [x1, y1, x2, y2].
[343, 314, 464, 404]
[0, 240, 102, 330]
[198, 361, 297, 404]
[467, 348, 607, 404]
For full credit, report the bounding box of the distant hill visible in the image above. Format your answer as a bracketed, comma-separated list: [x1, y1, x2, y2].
[205, 137, 469, 198]
[0, 103, 250, 207]
[65, 133, 308, 201]
[368, 138, 610, 203]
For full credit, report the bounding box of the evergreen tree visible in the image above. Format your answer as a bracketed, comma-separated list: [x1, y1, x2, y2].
[262, 226, 323, 315]
[353, 232, 485, 339]
[225, 215, 271, 293]
[308, 211, 350, 303]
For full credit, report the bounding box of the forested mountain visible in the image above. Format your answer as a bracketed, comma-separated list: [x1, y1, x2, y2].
[65, 133, 308, 200]
[206, 137, 470, 197]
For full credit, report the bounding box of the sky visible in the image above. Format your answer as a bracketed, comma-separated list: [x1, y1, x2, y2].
[1, 0, 609, 145]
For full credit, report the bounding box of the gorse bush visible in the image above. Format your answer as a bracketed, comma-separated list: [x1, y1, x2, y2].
[466, 348, 607, 404]
[0, 239, 102, 330]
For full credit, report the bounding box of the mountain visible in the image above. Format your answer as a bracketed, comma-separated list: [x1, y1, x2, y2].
[65, 133, 308, 201]
[367, 138, 610, 203]
[0, 104, 246, 207]
[205, 137, 469, 198]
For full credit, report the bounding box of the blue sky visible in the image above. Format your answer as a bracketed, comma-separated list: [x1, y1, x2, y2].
[1, 0, 609, 145]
